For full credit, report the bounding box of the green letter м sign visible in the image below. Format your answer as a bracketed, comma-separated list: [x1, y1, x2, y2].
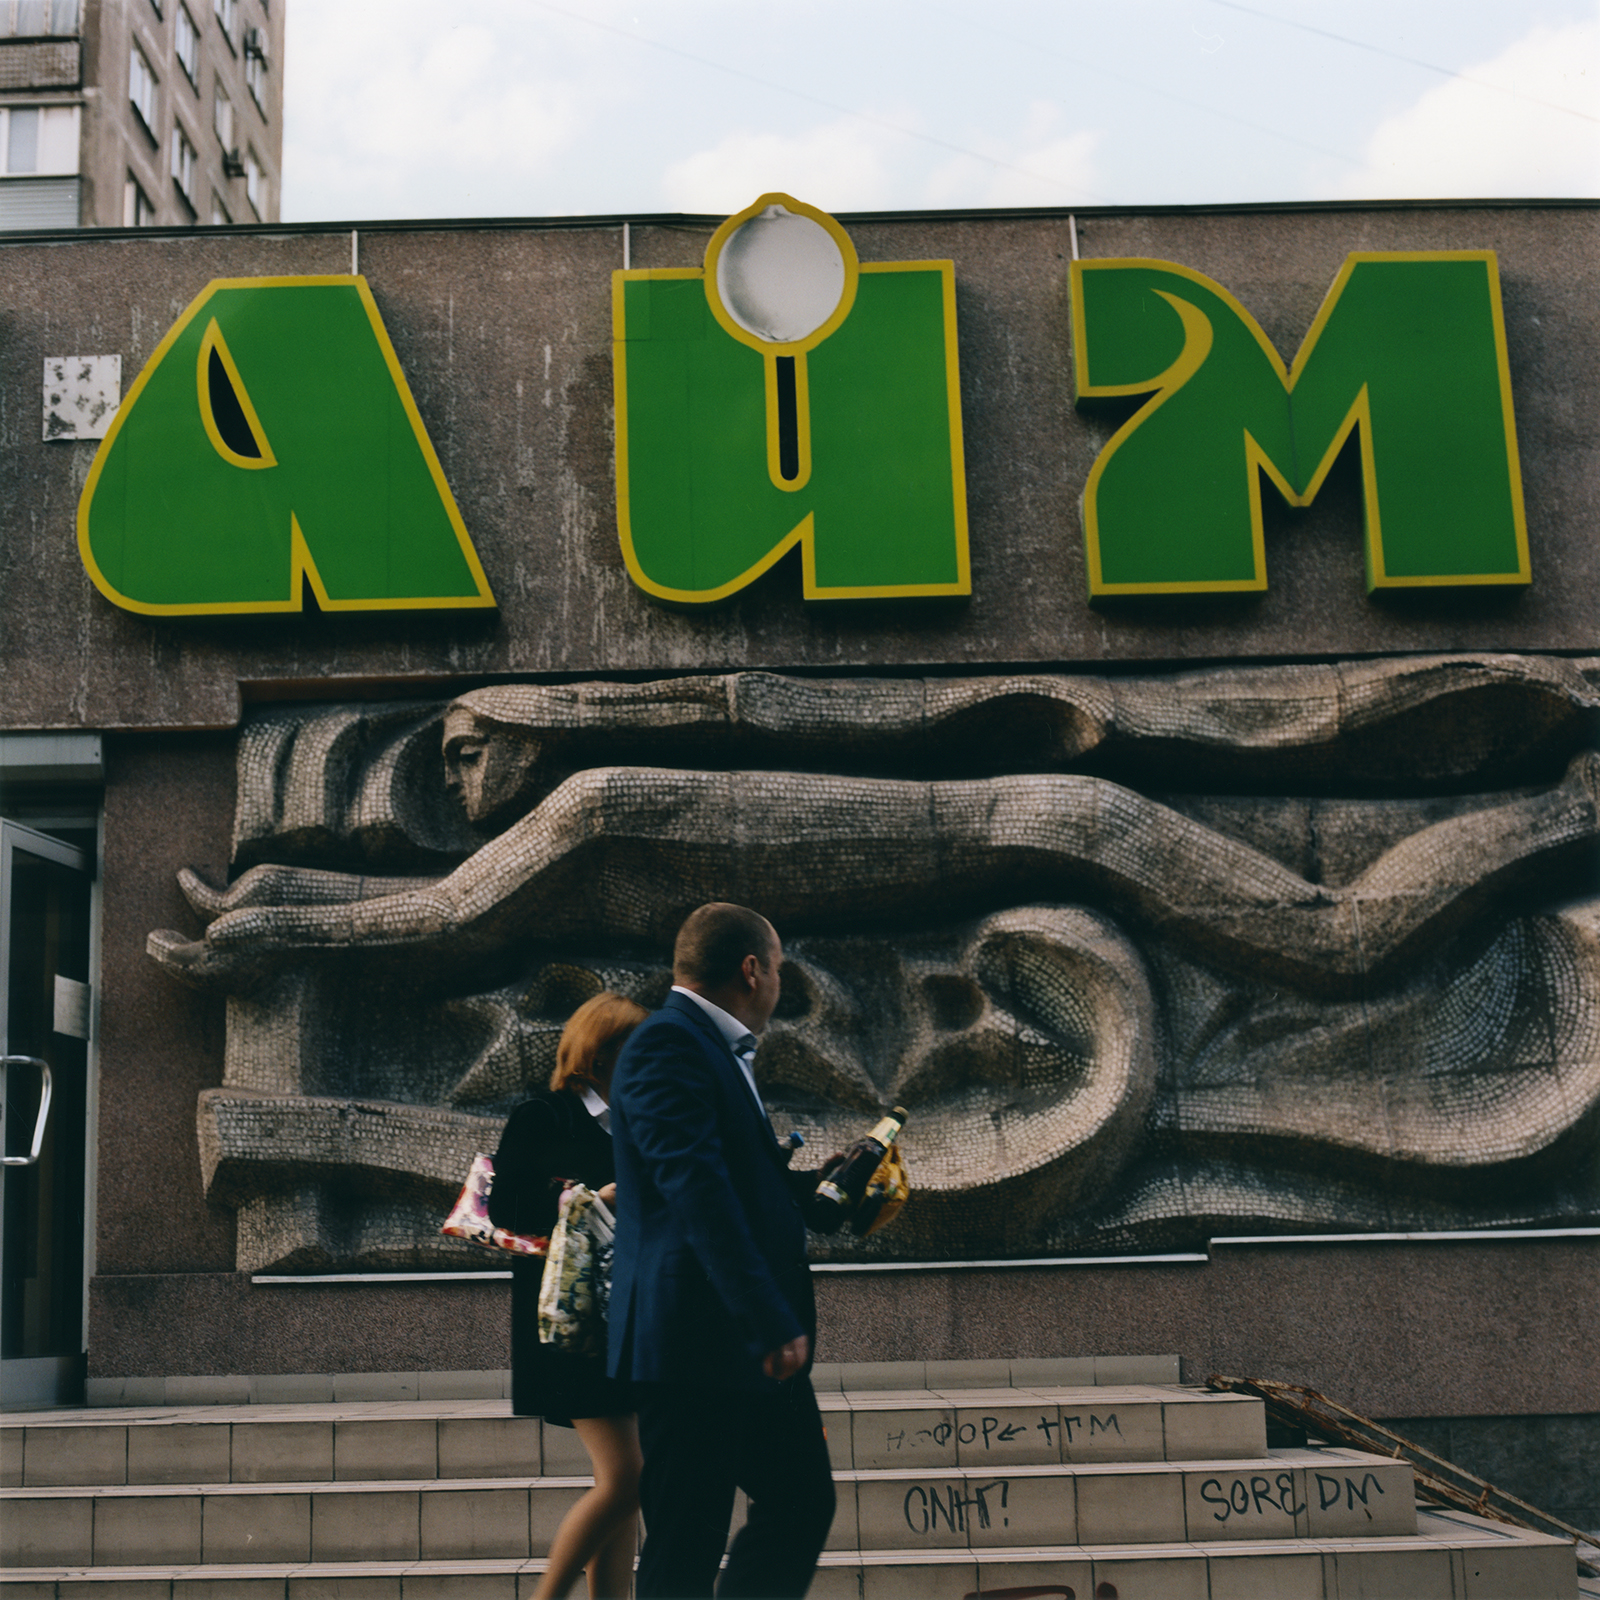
[1069, 252, 1530, 596]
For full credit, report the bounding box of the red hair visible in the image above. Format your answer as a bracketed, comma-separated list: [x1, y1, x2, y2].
[550, 991, 648, 1093]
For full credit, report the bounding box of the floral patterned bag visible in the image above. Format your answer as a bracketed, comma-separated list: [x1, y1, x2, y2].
[537, 1184, 616, 1357]
[439, 1153, 549, 1257]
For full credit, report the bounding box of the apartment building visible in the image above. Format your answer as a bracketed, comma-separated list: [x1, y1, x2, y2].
[0, 0, 282, 231]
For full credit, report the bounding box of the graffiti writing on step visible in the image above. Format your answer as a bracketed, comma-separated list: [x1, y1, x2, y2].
[1058, 1412, 1122, 1445]
[903, 1479, 1012, 1534]
[883, 1412, 1123, 1452]
[1199, 1471, 1306, 1523]
[1316, 1472, 1387, 1517]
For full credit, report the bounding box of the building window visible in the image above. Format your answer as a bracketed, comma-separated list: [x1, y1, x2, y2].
[0, 104, 80, 174]
[243, 143, 263, 215]
[129, 42, 158, 134]
[244, 28, 267, 109]
[213, 0, 235, 46]
[0, 1, 80, 36]
[123, 174, 155, 226]
[209, 188, 230, 225]
[171, 121, 196, 206]
[213, 79, 233, 148]
[175, 4, 199, 84]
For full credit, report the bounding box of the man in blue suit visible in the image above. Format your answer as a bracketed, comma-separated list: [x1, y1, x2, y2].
[609, 902, 836, 1599]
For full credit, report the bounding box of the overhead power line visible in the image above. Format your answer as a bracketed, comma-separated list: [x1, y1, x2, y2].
[926, 0, 1363, 169]
[529, 0, 1117, 204]
[1203, 0, 1600, 125]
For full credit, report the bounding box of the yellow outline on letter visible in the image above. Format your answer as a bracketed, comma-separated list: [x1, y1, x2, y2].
[77, 275, 496, 616]
[1071, 251, 1530, 597]
[196, 318, 278, 469]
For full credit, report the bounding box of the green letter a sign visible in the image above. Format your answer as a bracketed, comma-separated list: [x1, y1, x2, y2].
[1071, 252, 1530, 596]
[614, 194, 969, 602]
[79, 276, 494, 614]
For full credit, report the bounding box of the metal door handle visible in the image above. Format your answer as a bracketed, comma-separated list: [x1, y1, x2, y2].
[1, 1056, 52, 1166]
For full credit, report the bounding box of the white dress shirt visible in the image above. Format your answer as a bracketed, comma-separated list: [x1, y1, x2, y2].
[577, 1083, 611, 1133]
[671, 984, 764, 1109]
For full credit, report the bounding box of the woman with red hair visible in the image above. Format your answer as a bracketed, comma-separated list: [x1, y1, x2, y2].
[490, 990, 647, 1600]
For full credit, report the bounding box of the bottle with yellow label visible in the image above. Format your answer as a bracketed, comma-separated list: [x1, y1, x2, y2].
[807, 1107, 908, 1233]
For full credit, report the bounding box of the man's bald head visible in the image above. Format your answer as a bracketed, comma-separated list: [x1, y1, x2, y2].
[673, 903, 779, 990]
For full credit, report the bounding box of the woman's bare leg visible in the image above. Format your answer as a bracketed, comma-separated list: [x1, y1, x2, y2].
[533, 1413, 641, 1600]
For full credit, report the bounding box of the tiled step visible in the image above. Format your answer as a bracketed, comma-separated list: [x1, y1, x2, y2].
[1, 1384, 1256, 1489]
[75, 1354, 1184, 1409]
[835, 1450, 1417, 1550]
[822, 1384, 1265, 1468]
[815, 1513, 1581, 1600]
[2, 1383, 1257, 1490]
[1, 1401, 572, 1489]
[0, 1511, 1579, 1599]
[0, 1450, 1416, 1567]
[815, 1355, 1183, 1391]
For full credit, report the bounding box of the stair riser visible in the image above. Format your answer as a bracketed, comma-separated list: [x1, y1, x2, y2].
[0, 1539, 1579, 1600]
[1, 1486, 581, 1569]
[1, 1461, 1415, 1568]
[1, 1416, 568, 1488]
[4, 1399, 1263, 1488]
[818, 1543, 1581, 1600]
[836, 1396, 1264, 1469]
[848, 1461, 1415, 1551]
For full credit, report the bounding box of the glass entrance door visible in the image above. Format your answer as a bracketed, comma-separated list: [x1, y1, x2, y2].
[2, 820, 93, 1407]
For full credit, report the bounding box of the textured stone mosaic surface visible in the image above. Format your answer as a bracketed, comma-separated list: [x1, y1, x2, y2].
[150, 656, 1600, 1271]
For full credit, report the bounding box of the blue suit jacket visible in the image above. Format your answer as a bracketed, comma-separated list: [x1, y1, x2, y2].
[608, 992, 814, 1389]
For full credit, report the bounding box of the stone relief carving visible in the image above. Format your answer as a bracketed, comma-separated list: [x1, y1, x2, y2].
[149, 655, 1600, 1272]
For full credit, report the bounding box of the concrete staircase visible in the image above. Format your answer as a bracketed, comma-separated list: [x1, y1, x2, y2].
[1, 1357, 1578, 1597]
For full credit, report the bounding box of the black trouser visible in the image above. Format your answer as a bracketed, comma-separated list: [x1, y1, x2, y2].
[635, 1374, 836, 1599]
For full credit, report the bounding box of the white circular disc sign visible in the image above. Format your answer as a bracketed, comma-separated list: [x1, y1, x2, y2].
[715, 204, 848, 344]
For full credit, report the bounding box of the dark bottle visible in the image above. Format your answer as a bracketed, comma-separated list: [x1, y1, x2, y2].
[808, 1107, 908, 1233]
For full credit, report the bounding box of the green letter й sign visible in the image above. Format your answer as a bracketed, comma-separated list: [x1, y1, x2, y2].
[1070, 252, 1529, 596]
[614, 194, 970, 602]
[79, 276, 494, 615]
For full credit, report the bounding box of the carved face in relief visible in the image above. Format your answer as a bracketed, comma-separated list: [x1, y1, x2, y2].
[441, 708, 546, 827]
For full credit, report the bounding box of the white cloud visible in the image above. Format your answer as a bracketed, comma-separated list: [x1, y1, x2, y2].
[1336, 15, 1599, 199]
[923, 103, 1100, 208]
[660, 118, 903, 214]
[282, 3, 586, 220]
[662, 101, 1100, 217]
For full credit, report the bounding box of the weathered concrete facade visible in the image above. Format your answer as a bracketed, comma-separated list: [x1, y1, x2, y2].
[1, 205, 1596, 1486]
[3, 203, 1598, 732]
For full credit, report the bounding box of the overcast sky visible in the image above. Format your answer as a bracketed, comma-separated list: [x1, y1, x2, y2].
[280, 0, 1599, 223]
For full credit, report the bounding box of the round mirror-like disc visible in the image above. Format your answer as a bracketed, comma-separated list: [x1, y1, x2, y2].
[716, 205, 847, 344]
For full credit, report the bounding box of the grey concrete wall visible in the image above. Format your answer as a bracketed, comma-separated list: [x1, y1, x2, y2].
[2, 202, 1597, 732]
[85, 1237, 1600, 1421]
[95, 732, 234, 1276]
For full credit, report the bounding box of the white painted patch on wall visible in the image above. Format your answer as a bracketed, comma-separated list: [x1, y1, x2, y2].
[43, 354, 120, 441]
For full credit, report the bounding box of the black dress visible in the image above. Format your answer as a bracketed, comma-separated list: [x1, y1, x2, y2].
[488, 1088, 636, 1426]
